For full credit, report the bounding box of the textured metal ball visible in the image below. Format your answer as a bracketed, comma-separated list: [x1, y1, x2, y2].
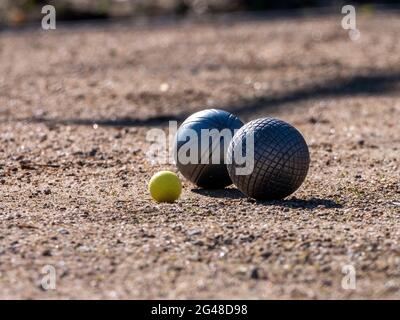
[227, 118, 310, 200]
[175, 109, 243, 189]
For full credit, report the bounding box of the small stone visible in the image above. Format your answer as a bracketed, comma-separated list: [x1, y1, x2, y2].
[57, 228, 69, 235]
[187, 229, 202, 237]
[261, 251, 272, 259]
[192, 240, 204, 246]
[76, 245, 91, 253]
[160, 83, 169, 92]
[322, 279, 332, 286]
[42, 249, 52, 257]
[309, 117, 318, 124]
[89, 148, 98, 157]
[250, 267, 259, 279]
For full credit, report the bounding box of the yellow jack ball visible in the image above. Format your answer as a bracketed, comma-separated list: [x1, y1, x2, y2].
[148, 171, 182, 203]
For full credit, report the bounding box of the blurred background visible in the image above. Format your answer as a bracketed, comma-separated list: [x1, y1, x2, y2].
[1, 0, 399, 27]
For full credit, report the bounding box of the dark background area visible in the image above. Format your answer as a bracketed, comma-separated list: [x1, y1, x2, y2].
[1, 0, 399, 26]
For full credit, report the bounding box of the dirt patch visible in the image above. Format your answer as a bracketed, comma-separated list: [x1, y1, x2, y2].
[0, 12, 399, 299]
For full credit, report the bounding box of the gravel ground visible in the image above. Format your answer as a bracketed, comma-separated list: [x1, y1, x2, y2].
[0, 11, 399, 299]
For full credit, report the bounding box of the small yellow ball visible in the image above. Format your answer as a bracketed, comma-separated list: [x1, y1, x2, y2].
[148, 171, 182, 203]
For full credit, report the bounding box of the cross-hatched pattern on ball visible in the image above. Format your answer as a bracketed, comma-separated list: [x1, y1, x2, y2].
[227, 118, 310, 200]
[175, 109, 243, 189]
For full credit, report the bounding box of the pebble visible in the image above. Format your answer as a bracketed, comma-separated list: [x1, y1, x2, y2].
[57, 228, 69, 235]
[250, 267, 260, 279]
[187, 229, 202, 237]
[42, 249, 52, 257]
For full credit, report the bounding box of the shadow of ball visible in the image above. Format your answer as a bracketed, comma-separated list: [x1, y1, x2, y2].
[175, 109, 243, 189]
[227, 118, 310, 200]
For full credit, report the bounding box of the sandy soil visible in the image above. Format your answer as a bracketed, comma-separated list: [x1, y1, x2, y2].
[0, 11, 399, 299]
